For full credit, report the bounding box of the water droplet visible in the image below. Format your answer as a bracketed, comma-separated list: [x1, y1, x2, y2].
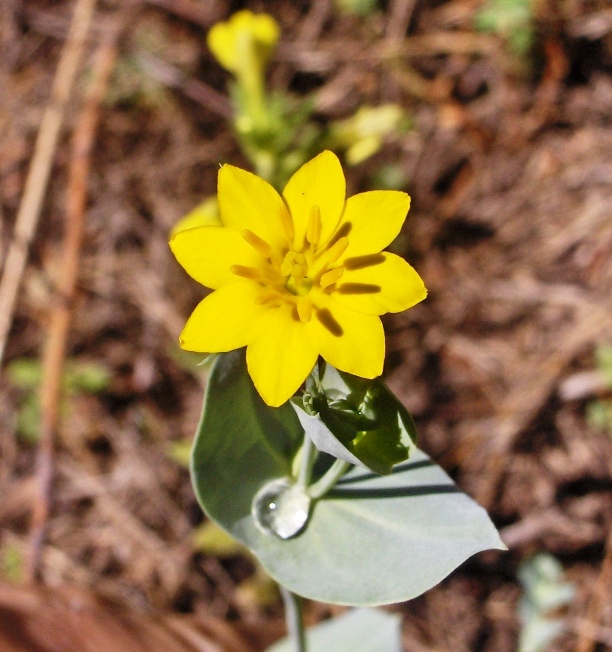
[251, 478, 312, 540]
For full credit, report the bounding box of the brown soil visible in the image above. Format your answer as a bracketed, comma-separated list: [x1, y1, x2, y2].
[1, 1, 611, 651]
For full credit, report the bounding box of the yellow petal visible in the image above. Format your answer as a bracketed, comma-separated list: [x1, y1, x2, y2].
[179, 281, 266, 352]
[246, 305, 317, 407]
[247, 12, 280, 57]
[307, 294, 384, 379]
[171, 197, 221, 237]
[170, 225, 258, 290]
[332, 253, 427, 315]
[207, 21, 238, 72]
[218, 164, 289, 250]
[339, 190, 410, 260]
[207, 11, 280, 73]
[282, 151, 346, 250]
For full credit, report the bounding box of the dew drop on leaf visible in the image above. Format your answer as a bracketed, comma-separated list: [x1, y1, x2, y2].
[251, 478, 311, 540]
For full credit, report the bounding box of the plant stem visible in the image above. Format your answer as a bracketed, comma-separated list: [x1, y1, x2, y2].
[307, 459, 350, 499]
[280, 585, 307, 652]
[296, 433, 317, 488]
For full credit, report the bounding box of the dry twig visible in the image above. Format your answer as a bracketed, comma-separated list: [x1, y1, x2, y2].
[26, 29, 117, 582]
[385, 0, 417, 43]
[0, 0, 97, 364]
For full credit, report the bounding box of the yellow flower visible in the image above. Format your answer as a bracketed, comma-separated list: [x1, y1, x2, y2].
[170, 151, 427, 407]
[171, 198, 221, 237]
[207, 10, 280, 76]
[330, 105, 406, 165]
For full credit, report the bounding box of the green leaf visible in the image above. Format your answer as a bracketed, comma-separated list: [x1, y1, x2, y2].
[266, 608, 402, 652]
[517, 553, 575, 652]
[6, 359, 43, 389]
[191, 352, 506, 606]
[595, 343, 612, 387]
[64, 362, 111, 393]
[474, 0, 533, 55]
[292, 366, 417, 475]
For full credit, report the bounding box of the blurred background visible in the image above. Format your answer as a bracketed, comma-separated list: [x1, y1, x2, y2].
[1, 0, 611, 650]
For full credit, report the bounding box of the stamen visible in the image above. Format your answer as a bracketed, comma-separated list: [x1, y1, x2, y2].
[343, 253, 385, 270]
[316, 308, 343, 337]
[325, 237, 349, 264]
[296, 297, 312, 323]
[256, 290, 281, 304]
[320, 268, 344, 289]
[292, 264, 306, 280]
[306, 205, 322, 246]
[242, 229, 271, 258]
[337, 283, 381, 295]
[230, 265, 261, 281]
[281, 252, 295, 276]
[279, 206, 294, 242]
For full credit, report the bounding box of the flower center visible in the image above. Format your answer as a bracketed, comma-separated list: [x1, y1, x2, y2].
[231, 204, 353, 323]
[281, 251, 312, 296]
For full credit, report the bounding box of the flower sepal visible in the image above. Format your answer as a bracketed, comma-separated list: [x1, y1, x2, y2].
[292, 364, 417, 476]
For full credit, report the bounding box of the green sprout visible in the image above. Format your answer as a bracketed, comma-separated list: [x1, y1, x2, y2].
[7, 359, 111, 443]
[517, 553, 575, 652]
[586, 343, 612, 436]
[474, 0, 534, 57]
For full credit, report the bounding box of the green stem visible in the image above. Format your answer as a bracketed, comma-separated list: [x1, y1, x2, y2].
[307, 459, 350, 500]
[296, 433, 317, 489]
[280, 586, 307, 652]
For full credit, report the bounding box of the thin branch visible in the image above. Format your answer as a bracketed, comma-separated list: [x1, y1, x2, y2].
[26, 31, 117, 583]
[385, 0, 417, 43]
[0, 0, 97, 364]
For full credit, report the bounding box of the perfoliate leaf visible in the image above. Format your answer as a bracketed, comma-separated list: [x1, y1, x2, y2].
[292, 365, 417, 475]
[266, 608, 402, 652]
[191, 352, 505, 606]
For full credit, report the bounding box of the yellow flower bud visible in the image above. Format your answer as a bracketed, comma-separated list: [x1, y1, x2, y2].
[207, 10, 280, 75]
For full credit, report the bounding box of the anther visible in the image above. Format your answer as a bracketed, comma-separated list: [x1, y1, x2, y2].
[325, 237, 349, 264]
[230, 265, 261, 280]
[242, 229, 272, 258]
[320, 268, 344, 289]
[296, 297, 313, 323]
[306, 205, 322, 246]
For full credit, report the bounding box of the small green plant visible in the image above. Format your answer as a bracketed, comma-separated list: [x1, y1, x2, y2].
[474, 0, 534, 57]
[333, 0, 380, 18]
[1, 542, 25, 584]
[204, 10, 410, 190]
[169, 148, 504, 650]
[7, 359, 110, 443]
[517, 553, 575, 652]
[586, 343, 612, 436]
[167, 12, 505, 650]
